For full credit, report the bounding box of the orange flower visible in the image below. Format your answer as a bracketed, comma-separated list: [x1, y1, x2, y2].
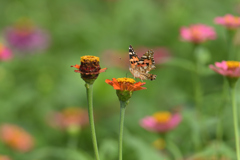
[0, 124, 34, 152]
[51, 107, 88, 130]
[105, 78, 146, 91]
[71, 55, 107, 84]
[0, 155, 11, 160]
[105, 78, 146, 101]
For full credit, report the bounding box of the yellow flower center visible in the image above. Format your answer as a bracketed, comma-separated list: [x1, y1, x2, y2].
[81, 56, 100, 62]
[153, 111, 171, 123]
[116, 77, 136, 84]
[226, 61, 240, 69]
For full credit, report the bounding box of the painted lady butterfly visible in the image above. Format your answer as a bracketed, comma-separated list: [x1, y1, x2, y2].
[129, 45, 157, 81]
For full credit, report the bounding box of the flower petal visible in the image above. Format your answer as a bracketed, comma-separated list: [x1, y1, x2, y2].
[71, 64, 80, 69]
[99, 68, 107, 73]
[105, 79, 113, 86]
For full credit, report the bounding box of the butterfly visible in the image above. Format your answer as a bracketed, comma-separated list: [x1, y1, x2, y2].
[129, 45, 157, 81]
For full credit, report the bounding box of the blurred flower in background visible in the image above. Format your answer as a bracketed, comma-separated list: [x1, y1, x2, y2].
[180, 24, 216, 44]
[135, 47, 171, 65]
[0, 124, 34, 152]
[0, 155, 11, 160]
[209, 61, 240, 78]
[0, 43, 13, 61]
[102, 47, 171, 69]
[4, 18, 50, 53]
[140, 111, 182, 133]
[214, 14, 240, 29]
[102, 50, 128, 69]
[50, 107, 89, 130]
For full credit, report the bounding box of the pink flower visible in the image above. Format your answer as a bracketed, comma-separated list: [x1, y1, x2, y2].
[209, 61, 240, 78]
[0, 155, 11, 160]
[140, 111, 182, 133]
[0, 44, 13, 61]
[180, 24, 216, 44]
[50, 107, 89, 130]
[214, 14, 240, 29]
[0, 124, 34, 152]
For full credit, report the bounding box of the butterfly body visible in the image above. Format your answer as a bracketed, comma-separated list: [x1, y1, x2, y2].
[129, 45, 157, 81]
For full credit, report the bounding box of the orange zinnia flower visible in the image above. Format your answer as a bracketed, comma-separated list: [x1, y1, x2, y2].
[0, 124, 34, 152]
[51, 107, 89, 130]
[105, 78, 146, 91]
[71, 55, 107, 84]
[105, 78, 146, 101]
[0, 155, 11, 160]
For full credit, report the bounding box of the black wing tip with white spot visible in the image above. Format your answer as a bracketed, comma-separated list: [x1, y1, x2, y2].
[129, 45, 134, 52]
[129, 45, 137, 59]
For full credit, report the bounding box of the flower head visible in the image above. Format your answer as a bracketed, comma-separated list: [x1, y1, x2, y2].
[0, 155, 11, 160]
[4, 19, 50, 53]
[50, 107, 88, 130]
[140, 111, 182, 133]
[209, 61, 240, 87]
[105, 78, 146, 102]
[209, 61, 240, 78]
[0, 124, 34, 152]
[180, 24, 216, 44]
[0, 44, 13, 61]
[215, 14, 240, 29]
[71, 55, 107, 84]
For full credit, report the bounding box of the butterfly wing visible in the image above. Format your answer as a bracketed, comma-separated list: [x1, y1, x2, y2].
[129, 45, 139, 69]
[138, 49, 156, 72]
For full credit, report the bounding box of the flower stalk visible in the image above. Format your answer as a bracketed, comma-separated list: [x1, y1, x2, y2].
[118, 101, 128, 160]
[229, 80, 240, 160]
[71, 55, 106, 160]
[85, 83, 100, 160]
[105, 77, 146, 160]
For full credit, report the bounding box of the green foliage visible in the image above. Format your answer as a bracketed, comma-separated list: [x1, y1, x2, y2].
[0, 0, 239, 159]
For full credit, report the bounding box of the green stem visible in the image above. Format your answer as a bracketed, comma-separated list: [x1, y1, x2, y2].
[193, 46, 202, 111]
[230, 85, 240, 160]
[216, 78, 228, 141]
[118, 101, 128, 160]
[166, 139, 183, 160]
[192, 44, 205, 148]
[85, 83, 100, 160]
[67, 132, 78, 150]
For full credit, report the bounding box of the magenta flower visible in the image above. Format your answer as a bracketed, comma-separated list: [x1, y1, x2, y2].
[180, 24, 216, 44]
[215, 14, 240, 29]
[209, 61, 240, 78]
[140, 111, 182, 133]
[4, 20, 50, 53]
[0, 44, 13, 61]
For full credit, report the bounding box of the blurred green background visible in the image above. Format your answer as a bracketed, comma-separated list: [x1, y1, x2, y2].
[0, 0, 240, 159]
